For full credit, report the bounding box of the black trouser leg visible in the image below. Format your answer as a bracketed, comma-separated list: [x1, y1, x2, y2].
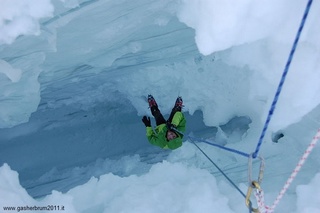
[151, 106, 166, 126]
[167, 106, 181, 123]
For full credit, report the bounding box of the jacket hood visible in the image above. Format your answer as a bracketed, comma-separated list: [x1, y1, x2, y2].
[168, 135, 182, 144]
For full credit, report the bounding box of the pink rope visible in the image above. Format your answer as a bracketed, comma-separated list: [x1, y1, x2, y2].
[254, 128, 320, 213]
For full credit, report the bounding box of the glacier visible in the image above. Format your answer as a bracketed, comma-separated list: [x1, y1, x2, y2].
[0, 0, 320, 212]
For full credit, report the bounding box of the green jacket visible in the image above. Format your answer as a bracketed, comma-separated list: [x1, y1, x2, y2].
[146, 112, 186, 150]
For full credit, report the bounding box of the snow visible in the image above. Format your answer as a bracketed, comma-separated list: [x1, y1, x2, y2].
[0, 59, 21, 82]
[178, 0, 320, 131]
[1, 136, 320, 212]
[296, 173, 320, 213]
[0, 0, 320, 213]
[0, 161, 235, 213]
[0, 0, 53, 45]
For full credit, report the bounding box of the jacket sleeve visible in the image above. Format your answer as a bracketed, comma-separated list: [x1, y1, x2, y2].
[171, 112, 186, 133]
[146, 127, 166, 148]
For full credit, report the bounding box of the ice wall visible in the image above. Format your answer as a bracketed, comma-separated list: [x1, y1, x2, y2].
[178, 0, 320, 130]
[1, 0, 319, 130]
[0, 1, 319, 210]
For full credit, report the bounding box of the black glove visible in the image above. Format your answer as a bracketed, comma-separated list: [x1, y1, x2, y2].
[142, 116, 151, 127]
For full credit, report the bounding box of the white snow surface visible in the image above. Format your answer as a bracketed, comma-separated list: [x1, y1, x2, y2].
[0, 0, 320, 213]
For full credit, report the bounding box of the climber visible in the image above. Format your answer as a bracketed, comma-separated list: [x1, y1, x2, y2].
[141, 95, 186, 150]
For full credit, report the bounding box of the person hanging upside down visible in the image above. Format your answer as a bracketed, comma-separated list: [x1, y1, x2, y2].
[141, 95, 186, 150]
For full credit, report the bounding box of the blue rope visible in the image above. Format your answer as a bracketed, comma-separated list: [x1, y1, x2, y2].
[188, 136, 250, 158]
[190, 140, 247, 197]
[173, 127, 250, 158]
[190, 139, 253, 213]
[252, 0, 313, 158]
